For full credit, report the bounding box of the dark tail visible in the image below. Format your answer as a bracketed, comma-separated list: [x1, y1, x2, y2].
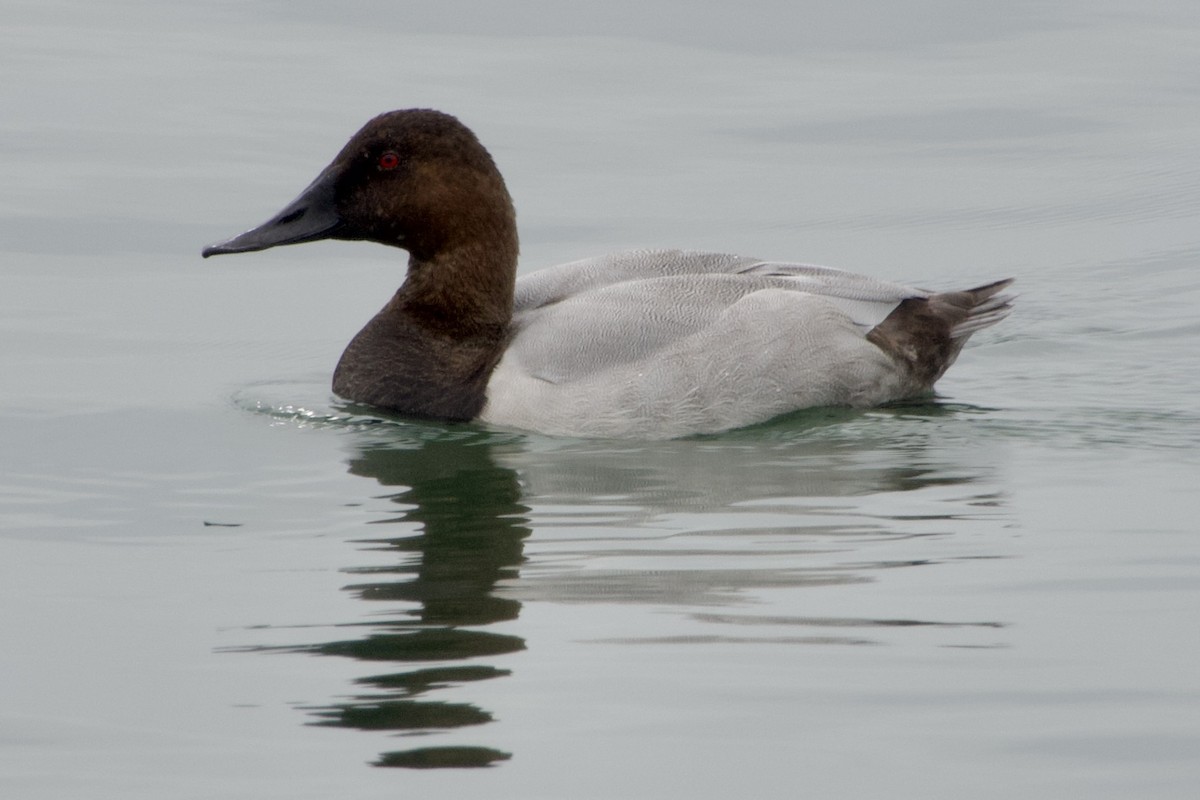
[866, 278, 1015, 388]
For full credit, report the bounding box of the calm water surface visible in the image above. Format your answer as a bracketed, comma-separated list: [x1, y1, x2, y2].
[2, 2, 1199, 798]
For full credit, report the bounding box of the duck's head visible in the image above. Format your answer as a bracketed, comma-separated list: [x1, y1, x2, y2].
[202, 109, 516, 263]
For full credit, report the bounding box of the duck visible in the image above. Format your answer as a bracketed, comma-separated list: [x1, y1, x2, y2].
[203, 109, 1013, 439]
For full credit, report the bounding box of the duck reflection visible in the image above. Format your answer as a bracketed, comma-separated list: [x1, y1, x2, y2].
[247, 403, 1008, 768]
[297, 428, 530, 768]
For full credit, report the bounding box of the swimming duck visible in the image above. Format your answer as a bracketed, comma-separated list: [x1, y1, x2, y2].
[203, 109, 1012, 438]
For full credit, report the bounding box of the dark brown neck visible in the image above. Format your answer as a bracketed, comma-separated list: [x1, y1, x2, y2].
[331, 231, 518, 422]
[394, 237, 518, 334]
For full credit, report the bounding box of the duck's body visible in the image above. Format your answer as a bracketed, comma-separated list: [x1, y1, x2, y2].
[203, 109, 1012, 439]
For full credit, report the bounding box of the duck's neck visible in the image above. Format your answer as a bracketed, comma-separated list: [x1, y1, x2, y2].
[394, 236, 517, 334]
[331, 230, 519, 422]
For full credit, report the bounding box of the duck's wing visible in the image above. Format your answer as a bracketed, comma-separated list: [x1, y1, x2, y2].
[515, 249, 924, 316]
[509, 249, 926, 385]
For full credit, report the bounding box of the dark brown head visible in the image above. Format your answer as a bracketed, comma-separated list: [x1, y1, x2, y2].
[201, 109, 517, 265]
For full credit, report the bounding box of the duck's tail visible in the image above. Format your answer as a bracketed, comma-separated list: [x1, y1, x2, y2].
[866, 278, 1015, 388]
[946, 278, 1016, 339]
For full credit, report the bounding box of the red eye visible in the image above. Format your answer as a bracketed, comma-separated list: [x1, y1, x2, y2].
[378, 151, 400, 170]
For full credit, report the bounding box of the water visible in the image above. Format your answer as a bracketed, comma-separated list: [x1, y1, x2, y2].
[3, 1, 1199, 797]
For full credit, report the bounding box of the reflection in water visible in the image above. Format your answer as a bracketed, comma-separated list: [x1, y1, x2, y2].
[236, 402, 1011, 767]
[487, 405, 1013, 632]
[271, 428, 530, 768]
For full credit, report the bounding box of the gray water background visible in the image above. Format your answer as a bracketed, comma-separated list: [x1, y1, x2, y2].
[2, 1, 1199, 798]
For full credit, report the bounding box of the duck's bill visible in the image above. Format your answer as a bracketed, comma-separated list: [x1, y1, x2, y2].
[202, 166, 343, 258]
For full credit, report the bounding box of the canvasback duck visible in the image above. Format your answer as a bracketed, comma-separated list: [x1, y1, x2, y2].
[203, 109, 1013, 438]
